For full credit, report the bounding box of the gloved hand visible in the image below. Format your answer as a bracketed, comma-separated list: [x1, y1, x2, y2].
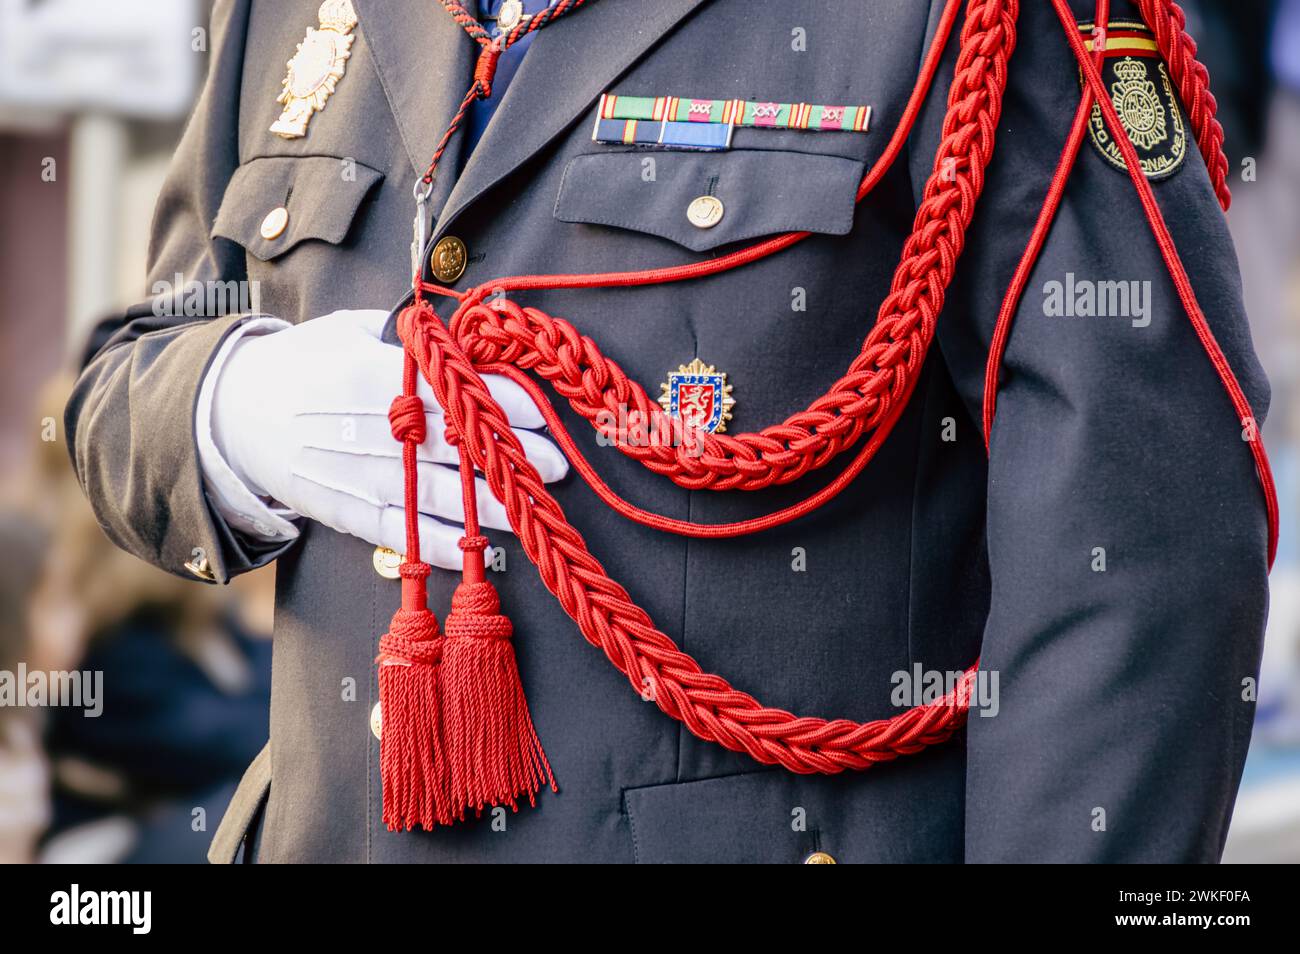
[209, 308, 567, 569]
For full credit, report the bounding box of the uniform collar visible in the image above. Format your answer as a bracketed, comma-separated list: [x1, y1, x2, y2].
[352, 0, 477, 207]
[354, 0, 709, 234]
[439, 0, 708, 236]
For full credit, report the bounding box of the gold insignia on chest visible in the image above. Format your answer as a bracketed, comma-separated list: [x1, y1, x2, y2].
[270, 0, 359, 139]
[659, 359, 735, 434]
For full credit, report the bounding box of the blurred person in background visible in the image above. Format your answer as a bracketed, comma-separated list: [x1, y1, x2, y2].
[0, 374, 273, 864]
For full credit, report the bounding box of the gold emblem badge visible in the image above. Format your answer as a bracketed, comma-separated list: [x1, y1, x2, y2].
[1109, 58, 1167, 151]
[270, 0, 359, 139]
[658, 358, 735, 434]
[1078, 22, 1186, 180]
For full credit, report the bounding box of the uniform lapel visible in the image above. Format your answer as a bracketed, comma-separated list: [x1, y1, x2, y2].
[352, 0, 476, 189]
[434, 0, 710, 235]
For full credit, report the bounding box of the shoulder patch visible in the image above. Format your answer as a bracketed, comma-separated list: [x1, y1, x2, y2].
[1077, 21, 1187, 181]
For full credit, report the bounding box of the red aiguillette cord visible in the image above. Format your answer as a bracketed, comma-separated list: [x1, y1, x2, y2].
[1048, 0, 1277, 566]
[417, 0, 967, 538]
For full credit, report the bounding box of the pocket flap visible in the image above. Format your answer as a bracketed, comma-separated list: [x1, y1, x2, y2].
[213, 156, 384, 261]
[554, 148, 864, 253]
[623, 758, 964, 863]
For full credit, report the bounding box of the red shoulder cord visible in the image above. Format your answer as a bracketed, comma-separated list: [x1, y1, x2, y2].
[983, 0, 1277, 566]
[377, 0, 1275, 830]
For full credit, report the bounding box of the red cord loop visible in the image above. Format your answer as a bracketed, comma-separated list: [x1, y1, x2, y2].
[389, 394, 426, 443]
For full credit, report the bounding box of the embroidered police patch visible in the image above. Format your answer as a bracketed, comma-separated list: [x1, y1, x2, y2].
[1078, 21, 1187, 180]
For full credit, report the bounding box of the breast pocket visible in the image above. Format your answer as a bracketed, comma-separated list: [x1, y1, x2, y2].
[553, 147, 864, 253]
[211, 155, 386, 320]
[213, 155, 385, 263]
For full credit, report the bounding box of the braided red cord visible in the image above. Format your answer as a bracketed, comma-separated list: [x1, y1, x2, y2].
[421, 0, 972, 497]
[401, 297, 981, 771]
[382, 0, 1271, 787]
[1137, 0, 1232, 210]
[397, 0, 1019, 772]
[394, 355, 427, 604]
[439, 0, 495, 43]
[438, 11, 1002, 496]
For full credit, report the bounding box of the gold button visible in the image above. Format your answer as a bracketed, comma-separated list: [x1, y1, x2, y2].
[687, 195, 724, 229]
[259, 206, 289, 240]
[184, 555, 215, 581]
[372, 546, 403, 579]
[430, 235, 468, 283]
[803, 851, 837, 864]
[498, 0, 525, 30]
[370, 702, 383, 740]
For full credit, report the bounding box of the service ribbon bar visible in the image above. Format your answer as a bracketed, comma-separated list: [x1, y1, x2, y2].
[593, 93, 871, 150]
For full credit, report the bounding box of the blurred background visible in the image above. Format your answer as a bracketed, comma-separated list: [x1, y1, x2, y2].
[0, 0, 273, 864]
[0, 0, 1297, 863]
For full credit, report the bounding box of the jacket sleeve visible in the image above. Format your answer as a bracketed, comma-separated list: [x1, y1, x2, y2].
[64, 0, 293, 584]
[912, 0, 1271, 861]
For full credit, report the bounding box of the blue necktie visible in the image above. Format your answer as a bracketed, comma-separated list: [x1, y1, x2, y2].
[465, 0, 554, 151]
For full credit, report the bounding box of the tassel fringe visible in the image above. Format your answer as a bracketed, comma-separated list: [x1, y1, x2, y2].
[376, 573, 451, 831]
[441, 580, 556, 818]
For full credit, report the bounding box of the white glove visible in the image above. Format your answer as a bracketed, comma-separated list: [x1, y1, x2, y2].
[208, 308, 567, 569]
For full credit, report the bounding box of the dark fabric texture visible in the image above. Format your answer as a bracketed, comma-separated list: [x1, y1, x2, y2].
[67, 0, 1270, 863]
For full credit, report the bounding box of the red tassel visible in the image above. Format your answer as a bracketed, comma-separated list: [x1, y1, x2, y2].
[381, 340, 553, 830]
[440, 537, 555, 819]
[376, 565, 452, 831]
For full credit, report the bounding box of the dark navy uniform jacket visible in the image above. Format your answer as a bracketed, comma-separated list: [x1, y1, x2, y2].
[65, 0, 1272, 862]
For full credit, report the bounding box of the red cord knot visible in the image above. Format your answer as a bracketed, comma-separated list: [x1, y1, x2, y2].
[377, 607, 443, 665]
[450, 302, 508, 364]
[395, 300, 431, 347]
[399, 561, 432, 580]
[461, 285, 491, 308]
[377, 567, 441, 663]
[389, 394, 426, 444]
[474, 45, 500, 98]
[458, 534, 490, 554]
[444, 580, 512, 640]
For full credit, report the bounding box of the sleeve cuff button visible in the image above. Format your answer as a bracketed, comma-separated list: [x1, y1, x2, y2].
[184, 555, 216, 581]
